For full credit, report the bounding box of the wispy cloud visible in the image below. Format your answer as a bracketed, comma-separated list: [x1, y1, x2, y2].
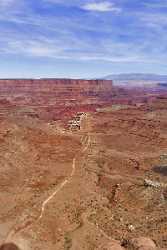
[139, 12, 167, 31]
[0, 0, 166, 77]
[82, 1, 121, 12]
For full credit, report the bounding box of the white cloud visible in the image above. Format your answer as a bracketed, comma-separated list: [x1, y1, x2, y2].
[82, 1, 121, 12]
[5, 38, 62, 58]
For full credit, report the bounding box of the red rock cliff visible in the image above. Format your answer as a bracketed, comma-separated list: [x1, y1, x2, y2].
[0, 79, 113, 121]
[0, 79, 112, 95]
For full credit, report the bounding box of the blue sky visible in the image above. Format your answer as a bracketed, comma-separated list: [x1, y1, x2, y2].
[0, 0, 167, 78]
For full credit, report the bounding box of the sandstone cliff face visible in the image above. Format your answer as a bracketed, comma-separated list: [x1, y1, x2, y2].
[0, 79, 113, 121]
[0, 79, 113, 97]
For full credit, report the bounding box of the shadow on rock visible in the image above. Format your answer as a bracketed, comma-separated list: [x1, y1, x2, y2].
[153, 165, 167, 176]
[0, 243, 21, 250]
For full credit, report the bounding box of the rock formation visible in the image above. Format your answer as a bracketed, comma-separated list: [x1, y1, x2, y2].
[0, 79, 113, 122]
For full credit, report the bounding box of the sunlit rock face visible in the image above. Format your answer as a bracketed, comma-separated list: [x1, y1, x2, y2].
[0, 79, 113, 99]
[0, 79, 113, 122]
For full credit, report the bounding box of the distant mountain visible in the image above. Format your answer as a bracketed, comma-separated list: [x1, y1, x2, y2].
[103, 73, 167, 81]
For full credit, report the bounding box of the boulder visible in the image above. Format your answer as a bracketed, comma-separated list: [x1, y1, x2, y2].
[129, 237, 156, 249]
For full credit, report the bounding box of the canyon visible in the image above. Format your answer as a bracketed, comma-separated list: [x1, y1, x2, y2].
[0, 79, 114, 126]
[0, 79, 166, 250]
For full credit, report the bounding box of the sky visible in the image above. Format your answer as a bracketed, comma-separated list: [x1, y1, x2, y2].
[0, 0, 167, 78]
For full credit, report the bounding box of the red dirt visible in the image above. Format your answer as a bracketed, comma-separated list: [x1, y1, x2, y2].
[0, 79, 166, 249]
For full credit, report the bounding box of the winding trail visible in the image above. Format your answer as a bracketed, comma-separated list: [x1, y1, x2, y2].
[4, 158, 78, 243]
[39, 113, 90, 221]
[38, 157, 76, 220]
[4, 113, 91, 243]
[82, 134, 91, 153]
